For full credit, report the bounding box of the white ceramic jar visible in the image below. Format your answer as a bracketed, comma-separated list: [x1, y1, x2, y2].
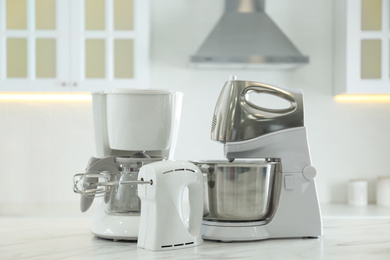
[348, 179, 368, 206]
[377, 176, 390, 207]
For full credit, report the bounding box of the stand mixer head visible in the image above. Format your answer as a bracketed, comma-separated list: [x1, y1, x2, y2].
[211, 76, 313, 173]
[211, 76, 304, 143]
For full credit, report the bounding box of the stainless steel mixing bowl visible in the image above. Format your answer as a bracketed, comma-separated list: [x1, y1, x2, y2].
[193, 160, 280, 222]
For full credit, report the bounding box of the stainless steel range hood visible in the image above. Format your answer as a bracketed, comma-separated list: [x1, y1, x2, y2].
[189, 0, 309, 69]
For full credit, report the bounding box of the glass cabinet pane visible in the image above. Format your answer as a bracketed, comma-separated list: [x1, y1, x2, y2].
[361, 0, 382, 31]
[85, 0, 105, 30]
[6, 0, 27, 29]
[361, 39, 381, 79]
[114, 0, 134, 30]
[114, 39, 133, 78]
[36, 39, 56, 78]
[85, 39, 105, 78]
[7, 38, 28, 78]
[35, 0, 56, 30]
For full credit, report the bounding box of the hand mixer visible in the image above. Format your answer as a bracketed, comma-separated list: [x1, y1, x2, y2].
[74, 160, 204, 251]
[197, 75, 322, 241]
[137, 160, 204, 251]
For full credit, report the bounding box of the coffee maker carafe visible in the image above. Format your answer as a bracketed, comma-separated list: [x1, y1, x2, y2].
[73, 88, 183, 240]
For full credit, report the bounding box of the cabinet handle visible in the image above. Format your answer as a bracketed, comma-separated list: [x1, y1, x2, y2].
[73, 82, 78, 87]
[61, 82, 67, 87]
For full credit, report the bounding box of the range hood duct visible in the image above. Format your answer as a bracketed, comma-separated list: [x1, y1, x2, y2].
[190, 0, 309, 69]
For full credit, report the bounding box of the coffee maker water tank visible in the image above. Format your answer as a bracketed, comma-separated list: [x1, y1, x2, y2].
[91, 89, 183, 158]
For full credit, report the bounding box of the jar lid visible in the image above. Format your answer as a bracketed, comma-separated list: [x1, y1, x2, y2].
[377, 176, 390, 180]
[349, 178, 368, 182]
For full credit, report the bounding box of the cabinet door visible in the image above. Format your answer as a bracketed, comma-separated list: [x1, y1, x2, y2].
[0, 0, 149, 92]
[345, 0, 390, 94]
[0, 0, 70, 91]
[69, 0, 150, 92]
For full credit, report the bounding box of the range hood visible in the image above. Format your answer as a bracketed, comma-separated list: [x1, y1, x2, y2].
[189, 0, 309, 69]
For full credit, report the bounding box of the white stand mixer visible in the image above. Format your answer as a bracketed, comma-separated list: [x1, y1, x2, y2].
[200, 76, 322, 241]
[73, 88, 183, 241]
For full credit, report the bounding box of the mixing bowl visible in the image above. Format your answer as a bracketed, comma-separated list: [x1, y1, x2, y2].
[193, 160, 280, 222]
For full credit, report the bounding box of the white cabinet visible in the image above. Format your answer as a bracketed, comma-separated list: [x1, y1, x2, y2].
[0, 0, 149, 92]
[334, 0, 390, 94]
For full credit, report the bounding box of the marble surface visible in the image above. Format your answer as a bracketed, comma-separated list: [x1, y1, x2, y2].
[321, 204, 390, 218]
[1, 216, 390, 259]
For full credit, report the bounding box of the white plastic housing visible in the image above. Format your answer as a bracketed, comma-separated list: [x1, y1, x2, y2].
[203, 126, 322, 241]
[224, 127, 312, 173]
[137, 161, 204, 251]
[92, 89, 183, 158]
[92, 198, 140, 240]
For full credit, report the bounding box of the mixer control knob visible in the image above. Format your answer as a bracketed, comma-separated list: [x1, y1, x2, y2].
[303, 166, 317, 180]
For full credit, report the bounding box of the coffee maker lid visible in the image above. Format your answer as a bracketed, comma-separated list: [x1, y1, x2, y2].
[103, 88, 177, 95]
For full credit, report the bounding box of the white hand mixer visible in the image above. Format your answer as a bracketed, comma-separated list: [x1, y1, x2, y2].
[74, 159, 204, 251]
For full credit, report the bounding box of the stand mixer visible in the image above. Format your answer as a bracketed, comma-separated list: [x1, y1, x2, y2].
[195, 76, 322, 241]
[73, 88, 183, 241]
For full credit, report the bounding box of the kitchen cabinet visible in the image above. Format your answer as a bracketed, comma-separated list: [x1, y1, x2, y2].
[0, 0, 149, 92]
[334, 0, 390, 94]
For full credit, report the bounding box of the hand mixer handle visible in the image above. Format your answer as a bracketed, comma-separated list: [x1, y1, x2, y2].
[241, 82, 300, 116]
[211, 76, 304, 142]
[187, 181, 204, 237]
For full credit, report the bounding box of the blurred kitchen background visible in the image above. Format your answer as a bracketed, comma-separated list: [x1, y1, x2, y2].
[0, 0, 389, 214]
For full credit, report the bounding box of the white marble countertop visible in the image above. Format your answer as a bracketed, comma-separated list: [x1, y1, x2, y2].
[1, 217, 390, 259]
[1, 204, 390, 259]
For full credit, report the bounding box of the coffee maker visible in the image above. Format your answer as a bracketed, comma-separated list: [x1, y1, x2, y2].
[73, 88, 183, 241]
[195, 76, 322, 241]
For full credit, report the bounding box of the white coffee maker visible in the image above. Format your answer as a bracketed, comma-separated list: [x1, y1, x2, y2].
[73, 88, 183, 241]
